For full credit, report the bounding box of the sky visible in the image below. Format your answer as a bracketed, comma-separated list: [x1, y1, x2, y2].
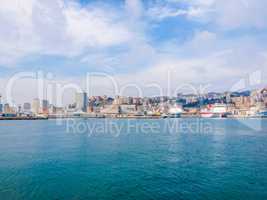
[0, 0, 267, 105]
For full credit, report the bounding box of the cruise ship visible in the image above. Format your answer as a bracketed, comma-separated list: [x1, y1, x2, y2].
[200, 104, 227, 118]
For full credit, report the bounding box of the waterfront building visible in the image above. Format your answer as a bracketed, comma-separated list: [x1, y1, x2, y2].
[225, 92, 231, 104]
[136, 105, 144, 113]
[113, 96, 129, 105]
[132, 97, 142, 105]
[23, 103, 31, 112]
[87, 105, 94, 113]
[249, 106, 259, 117]
[67, 103, 77, 114]
[4, 103, 11, 114]
[250, 90, 261, 104]
[32, 98, 40, 114]
[234, 108, 251, 117]
[18, 105, 22, 114]
[231, 96, 251, 109]
[0, 95, 2, 113]
[168, 104, 183, 117]
[119, 105, 137, 114]
[41, 100, 49, 114]
[100, 105, 119, 114]
[75, 92, 88, 112]
[49, 105, 64, 115]
[159, 102, 169, 114]
[183, 94, 198, 104]
[49, 105, 57, 114]
[55, 107, 64, 114]
[159, 96, 168, 103]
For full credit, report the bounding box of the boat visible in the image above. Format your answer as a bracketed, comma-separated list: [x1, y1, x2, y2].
[200, 111, 214, 118]
[167, 105, 183, 118]
[200, 104, 227, 118]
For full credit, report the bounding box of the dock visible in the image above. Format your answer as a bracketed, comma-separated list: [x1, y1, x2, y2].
[0, 117, 48, 120]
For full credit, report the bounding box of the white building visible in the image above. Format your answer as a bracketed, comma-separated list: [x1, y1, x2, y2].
[41, 100, 49, 114]
[119, 105, 137, 114]
[23, 103, 31, 112]
[32, 98, 40, 114]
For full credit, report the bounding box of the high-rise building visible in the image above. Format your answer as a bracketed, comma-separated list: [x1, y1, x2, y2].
[75, 92, 88, 112]
[41, 100, 49, 114]
[18, 105, 22, 113]
[23, 103, 31, 112]
[4, 103, 11, 113]
[32, 98, 40, 114]
[0, 95, 2, 113]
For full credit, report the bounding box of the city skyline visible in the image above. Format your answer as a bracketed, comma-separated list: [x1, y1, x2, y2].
[0, 86, 266, 120]
[0, 85, 265, 106]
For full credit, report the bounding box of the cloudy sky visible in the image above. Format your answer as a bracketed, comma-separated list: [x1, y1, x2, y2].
[0, 0, 267, 104]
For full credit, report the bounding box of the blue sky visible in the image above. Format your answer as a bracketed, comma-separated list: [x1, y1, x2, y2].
[0, 0, 267, 102]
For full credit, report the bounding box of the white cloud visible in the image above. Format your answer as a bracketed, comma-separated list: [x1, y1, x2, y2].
[64, 3, 132, 48]
[125, 0, 143, 19]
[212, 0, 267, 30]
[110, 30, 267, 95]
[0, 0, 267, 103]
[149, 0, 267, 30]
[0, 0, 133, 65]
[199, 0, 267, 29]
[147, 5, 187, 20]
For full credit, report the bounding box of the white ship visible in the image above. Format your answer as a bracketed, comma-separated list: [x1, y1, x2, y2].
[200, 104, 227, 118]
[200, 109, 214, 118]
[167, 105, 183, 118]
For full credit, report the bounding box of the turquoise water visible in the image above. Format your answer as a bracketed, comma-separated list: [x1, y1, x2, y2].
[0, 119, 267, 200]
